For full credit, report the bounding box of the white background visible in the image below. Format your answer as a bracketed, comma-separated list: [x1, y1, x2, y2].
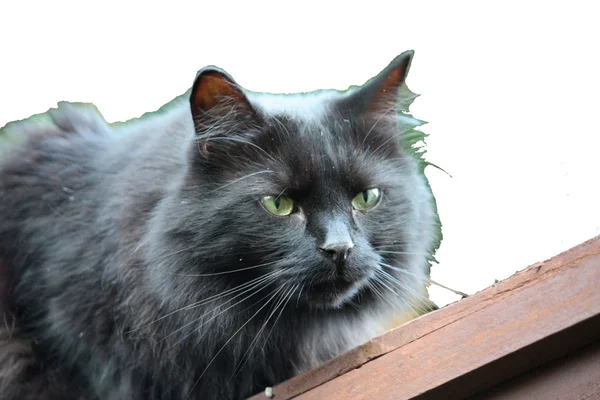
[2, 1, 599, 307]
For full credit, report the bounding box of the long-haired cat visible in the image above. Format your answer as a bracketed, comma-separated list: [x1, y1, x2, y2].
[0, 50, 441, 399]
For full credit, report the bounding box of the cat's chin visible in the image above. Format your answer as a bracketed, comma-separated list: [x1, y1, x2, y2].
[304, 277, 368, 310]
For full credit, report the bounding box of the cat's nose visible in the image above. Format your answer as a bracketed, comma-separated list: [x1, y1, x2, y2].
[320, 242, 354, 267]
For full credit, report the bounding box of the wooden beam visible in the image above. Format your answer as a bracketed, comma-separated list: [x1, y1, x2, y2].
[472, 340, 600, 400]
[249, 236, 600, 399]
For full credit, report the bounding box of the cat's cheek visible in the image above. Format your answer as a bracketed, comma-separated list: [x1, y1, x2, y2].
[351, 209, 372, 225]
[351, 208, 386, 240]
[290, 212, 307, 226]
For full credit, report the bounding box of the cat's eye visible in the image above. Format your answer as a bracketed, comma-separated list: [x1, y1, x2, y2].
[261, 195, 295, 216]
[352, 188, 382, 211]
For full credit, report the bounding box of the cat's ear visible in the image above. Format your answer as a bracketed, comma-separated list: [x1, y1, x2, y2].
[340, 50, 414, 115]
[190, 67, 257, 132]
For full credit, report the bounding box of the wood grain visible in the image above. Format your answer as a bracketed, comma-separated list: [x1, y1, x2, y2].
[472, 341, 600, 400]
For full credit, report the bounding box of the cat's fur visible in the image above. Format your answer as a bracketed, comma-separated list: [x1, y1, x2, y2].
[0, 51, 441, 399]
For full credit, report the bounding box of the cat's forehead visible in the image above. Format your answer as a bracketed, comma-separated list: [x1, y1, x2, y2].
[248, 90, 342, 122]
[254, 120, 400, 196]
[239, 89, 407, 195]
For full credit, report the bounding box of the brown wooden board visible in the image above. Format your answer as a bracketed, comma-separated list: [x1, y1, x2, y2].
[249, 236, 600, 399]
[471, 340, 600, 400]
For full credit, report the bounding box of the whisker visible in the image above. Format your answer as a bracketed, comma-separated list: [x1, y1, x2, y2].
[376, 250, 431, 256]
[127, 271, 279, 334]
[370, 115, 424, 158]
[233, 283, 298, 377]
[188, 285, 286, 396]
[205, 170, 273, 194]
[141, 244, 198, 265]
[170, 285, 280, 350]
[295, 283, 305, 308]
[370, 130, 404, 158]
[428, 278, 468, 298]
[157, 271, 281, 344]
[378, 267, 429, 298]
[379, 262, 430, 285]
[373, 272, 425, 315]
[198, 137, 277, 163]
[379, 262, 467, 298]
[377, 269, 434, 315]
[368, 278, 400, 312]
[259, 283, 298, 353]
[379, 262, 431, 281]
[271, 116, 292, 138]
[372, 243, 412, 249]
[170, 260, 279, 277]
[362, 107, 395, 146]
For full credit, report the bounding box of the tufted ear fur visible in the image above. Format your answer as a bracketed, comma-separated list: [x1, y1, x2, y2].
[189, 67, 260, 158]
[339, 50, 414, 115]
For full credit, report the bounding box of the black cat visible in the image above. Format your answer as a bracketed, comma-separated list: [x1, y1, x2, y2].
[0, 50, 441, 399]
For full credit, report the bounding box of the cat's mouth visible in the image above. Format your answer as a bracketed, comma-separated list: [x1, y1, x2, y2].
[304, 276, 368, 309]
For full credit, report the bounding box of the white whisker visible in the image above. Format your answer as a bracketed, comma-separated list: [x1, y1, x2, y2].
[170, 286, 280, 350]
[379, 262, 429, 280]
[171, 260, 279, 277]
[206, 170, 273, 194]
[259, 283, 298, 353]
[199, 137, 277, 163]
[157, 272, 281, 344]
[295, 283, 305, 308]
[233, 283, 298, 377]
[368, 278, 400, 312]
[376, 250, 431, 256]
[375, 278, 425, 317]
[142, 245, 198, 265]
[376, 269, 433, 315]
[379, 262, 467, 298]
[127, 272, 279, 334]
[373, 273, 419, 314]
[428, 278, 468, 298]
[361, 107, 395, 146]
[188, 285, 286, 396]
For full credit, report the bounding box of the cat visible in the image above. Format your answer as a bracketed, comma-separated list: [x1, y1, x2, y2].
[0, 50, 441, 400]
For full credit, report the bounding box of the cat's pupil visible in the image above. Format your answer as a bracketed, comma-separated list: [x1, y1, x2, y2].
[362, 191, 369, 202]
[274, 197, 281, 208]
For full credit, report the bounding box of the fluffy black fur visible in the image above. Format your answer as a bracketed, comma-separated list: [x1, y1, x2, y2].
[0, 51, 440, 399]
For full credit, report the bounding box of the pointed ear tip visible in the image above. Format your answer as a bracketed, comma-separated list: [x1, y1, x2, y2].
[191, 66, 239, 101]
[386, 51, 414, 73]
[399, 50, 415, 62]
[194, 66, 229, 80]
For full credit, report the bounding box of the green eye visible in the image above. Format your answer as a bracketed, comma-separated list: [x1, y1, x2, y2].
[261, 195, 294, 216]
[352, 188, 382, 211]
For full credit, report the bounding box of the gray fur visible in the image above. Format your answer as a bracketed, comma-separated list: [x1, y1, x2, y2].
[0, 53, 441, 399]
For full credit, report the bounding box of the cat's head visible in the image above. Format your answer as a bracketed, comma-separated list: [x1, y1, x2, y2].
[156, 51, 439, 314]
